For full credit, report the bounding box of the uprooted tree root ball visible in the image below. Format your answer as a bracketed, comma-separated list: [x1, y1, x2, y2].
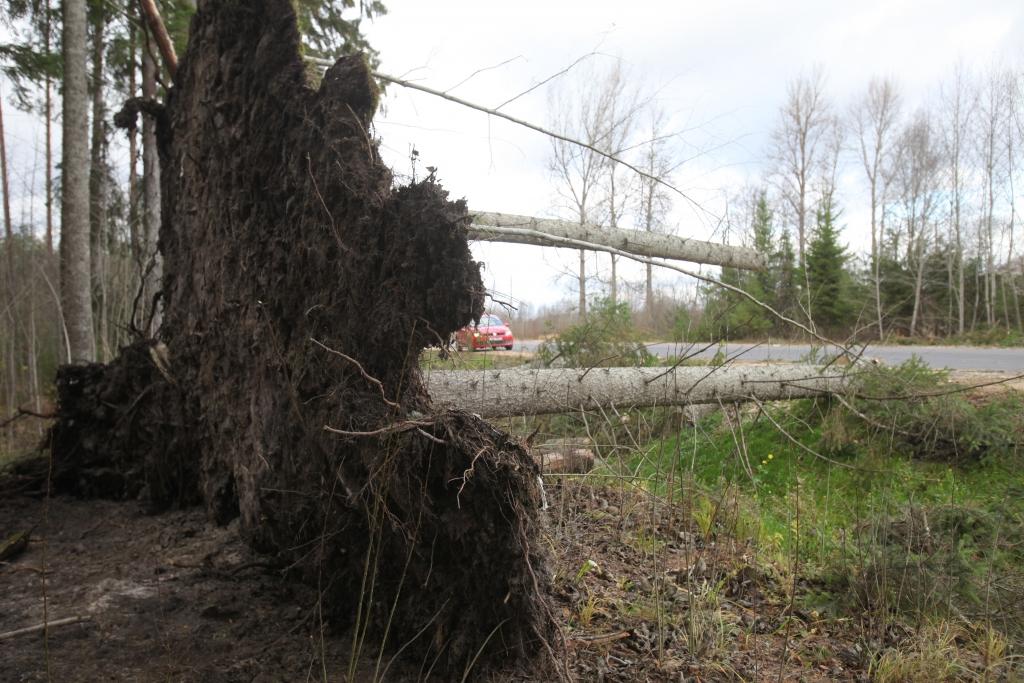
[33, 0, 559, 676]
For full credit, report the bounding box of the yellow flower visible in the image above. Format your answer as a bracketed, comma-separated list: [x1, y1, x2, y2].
[768, 453, 774, 460]
[761, 460, 767, 466]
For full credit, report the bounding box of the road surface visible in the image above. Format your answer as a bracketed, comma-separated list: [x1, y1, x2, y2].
[512, 340, 1024, 372]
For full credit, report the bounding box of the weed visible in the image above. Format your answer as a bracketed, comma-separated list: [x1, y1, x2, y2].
[871, 621, 967, 682]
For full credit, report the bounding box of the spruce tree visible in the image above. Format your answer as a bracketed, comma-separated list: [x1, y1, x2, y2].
[772, 227, 798, 331]
[805, 198, 851, 330]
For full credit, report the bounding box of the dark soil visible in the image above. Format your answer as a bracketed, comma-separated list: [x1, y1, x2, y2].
[1, 496, 354, 682]
[2, 484, 879, 682]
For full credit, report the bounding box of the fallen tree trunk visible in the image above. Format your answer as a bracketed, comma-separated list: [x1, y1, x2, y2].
[426, 365, 849, 417]
[469, 211, 766, 270]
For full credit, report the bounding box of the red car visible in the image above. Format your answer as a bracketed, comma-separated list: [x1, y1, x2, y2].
[455, 314, 515, 351]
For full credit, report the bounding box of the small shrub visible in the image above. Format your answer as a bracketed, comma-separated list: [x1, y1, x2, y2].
[849, 358, 1024, 463]
[537, 298, 653, 368]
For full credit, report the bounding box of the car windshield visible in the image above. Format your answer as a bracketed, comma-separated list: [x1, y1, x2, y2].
[480, 315, 504, 326]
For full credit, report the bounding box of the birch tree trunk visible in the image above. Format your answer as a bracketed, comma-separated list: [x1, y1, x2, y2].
[61, 0, 95, 363]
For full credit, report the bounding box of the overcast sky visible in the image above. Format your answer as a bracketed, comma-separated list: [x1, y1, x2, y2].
[363, 0, 1024, 313]
[2, 1, 1023, 316]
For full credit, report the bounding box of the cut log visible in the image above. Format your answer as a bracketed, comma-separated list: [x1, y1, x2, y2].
[426, 365, 848, 417]
[469, 211, 766, 270]
[532, 438, 595, 474]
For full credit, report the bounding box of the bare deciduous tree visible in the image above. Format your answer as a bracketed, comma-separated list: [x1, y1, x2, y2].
[851, 77, 901, 339]
[769, 66, 833, 270]
[938, 63, 975, 335]
[636, 107, 677, 315]
[975, 65, 1013, 328]
[548, 62, 611, 318]
[893, 110, 942, 336]
[594, 63, 643, 305]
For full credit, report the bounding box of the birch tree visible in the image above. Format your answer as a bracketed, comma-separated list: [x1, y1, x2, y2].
[636, 107, 676, 315]
[548, 64, 610, 318]
[769, 66, 833, 271]
[851, 77, 901, 339]
[938, 64, 975, 335]
[893, 111, 942, 336]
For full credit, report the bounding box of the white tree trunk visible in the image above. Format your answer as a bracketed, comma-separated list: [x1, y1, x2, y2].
[469, 212, 766, 271]
[426, 364, 847, 417]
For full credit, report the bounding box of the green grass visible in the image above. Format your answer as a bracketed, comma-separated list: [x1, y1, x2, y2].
[418, 348, 530, 371]
[610, 391, 1024, 640]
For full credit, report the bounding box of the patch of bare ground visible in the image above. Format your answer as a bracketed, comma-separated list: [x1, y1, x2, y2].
[948, 370, 1024, 396]
[1, 482, 883, 682]
[0, 496, 368, 682]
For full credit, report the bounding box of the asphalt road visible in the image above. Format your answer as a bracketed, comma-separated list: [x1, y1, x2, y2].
[513, 340, 1024, 372]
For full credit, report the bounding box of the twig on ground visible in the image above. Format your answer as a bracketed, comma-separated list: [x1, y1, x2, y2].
[0, 616, 91, 641]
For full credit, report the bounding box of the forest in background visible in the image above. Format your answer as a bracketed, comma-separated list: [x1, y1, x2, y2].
[512, 63, 1024, 346]
[1, 3, 1023, 420]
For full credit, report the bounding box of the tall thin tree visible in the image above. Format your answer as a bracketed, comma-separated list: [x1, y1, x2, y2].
[851, 77, 901, 339]
[61, 0, 95, 362]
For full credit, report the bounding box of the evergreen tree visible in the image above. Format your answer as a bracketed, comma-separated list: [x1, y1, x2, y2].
[772, 226, 798, 331]
[294, 0, 387, 69]
[751, 191, 777, 306]
[805, 198, 851, 331]
[700, 191, 777, 338]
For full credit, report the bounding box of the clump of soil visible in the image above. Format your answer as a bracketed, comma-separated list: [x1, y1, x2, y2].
[44, 341, 196, 509]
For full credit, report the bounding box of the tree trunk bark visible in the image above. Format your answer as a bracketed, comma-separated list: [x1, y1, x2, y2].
[610, 253, 617, 304]
[426, 365, 849, 417]
[871, 191, 884, 340]
[89, 10, 109, 361]
[0, 94, 11, 247]
[45, 0, 54, 257]
[61, 0, 95, 363]
[471, 211, 766, 270]
[141, 44, 162, 334]
[0, 95, 14, 418]
[578, 247, 586, 317]
[645, 262, 654, 313]
[910, 233, 926, 337]
[128, 17, 139, 264]
[56, 1, 557, 676]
